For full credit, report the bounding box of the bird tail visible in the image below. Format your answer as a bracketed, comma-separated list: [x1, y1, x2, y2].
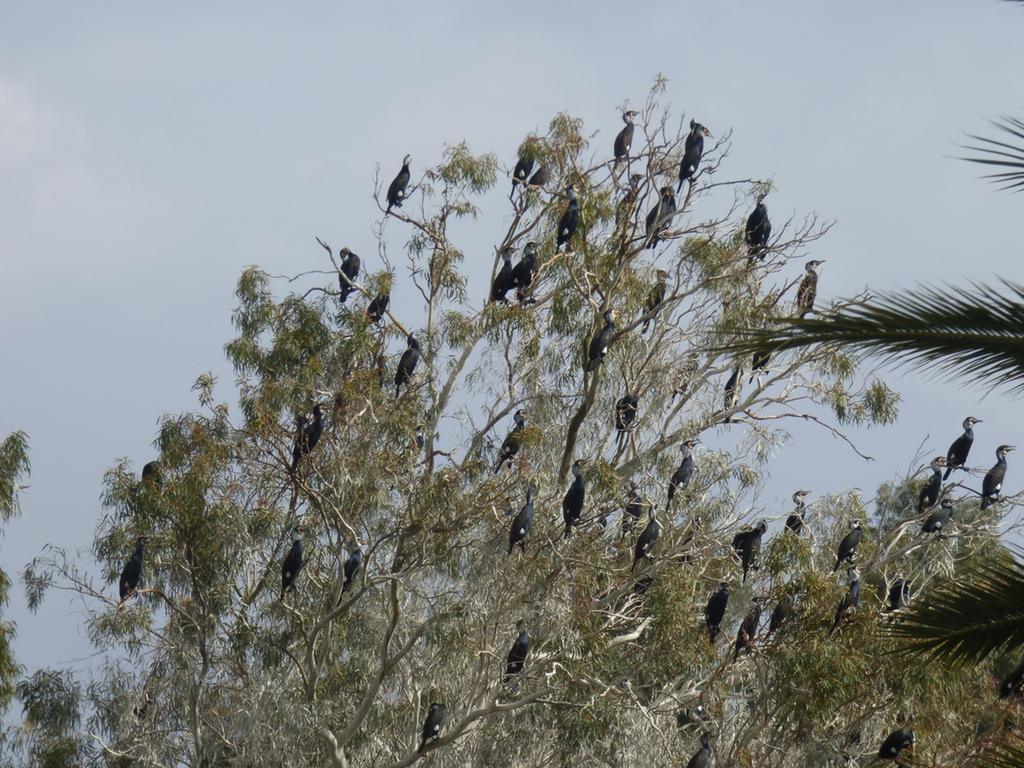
[631, 558, 639, 572]
[676, 178, 683, 194]
[943, 466, 953, 480]
[981, 496, 991, 510]
[832, 559, 841, 573]
[507, 542, 514, 555]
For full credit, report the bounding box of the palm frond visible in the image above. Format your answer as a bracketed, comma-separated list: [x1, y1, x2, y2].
[887, 548, 1024, 666]
[724, 280, 1024, 395]
[960, 117, 1024, 192]
[977, 736, 1024, 768]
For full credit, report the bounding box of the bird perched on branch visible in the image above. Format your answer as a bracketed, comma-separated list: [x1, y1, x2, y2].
[734, 597, 762, 659]
[394, 334, 421, 397]
[645, 187, 676, 249]
[141, 460, 161, 487]
[944, 416, 981, 479]
[632, 508, 662, 570]
[830, 566, 861, 635]
[291, 404, 324, 475]
[766, 594, 793, 639]
[557, 185, 580, 252]
[981, 444, 1014, 510]
[796, 259, 825, 318]
[642, 269, 669, 334]
[745, 192, 772, 262]
[511, 151, 535, 197]
[494, 409, 528, 473]
[119, 537, 147, 604]
[613, 110, 637, 167]
[418, 703, 447, 752]
[562, 459, 588, 538]
[705, 582, 729, 642]
[785, 490, 811, 534]
[490, 248, 515, 303]
[508, 487, 534, 554]
[511, 242, 538, 304]
[877, 727, 915, 762]
[528, 163, 550, 189]
[504, 625, 530, 682]
[366, 291, 390, 324]
[337, 248, 361, 303]
[622, 481, 646, 535]
[585, 309, 617, 374]
[685, 733, 711, 768]
[614, 393, 639, 450]
[280, 536, 303, 599]
[667, 439, 698, 509]
[887, 576, 910, 611]
[922, 499, 955, 535]
[677, 119, 711, 191]
[732, 520, 767, 583]
[386, 154, 411, 214]
[342, 546, 363, 594]
[917, 456, 946, 513]
[833, 521, 863, 571]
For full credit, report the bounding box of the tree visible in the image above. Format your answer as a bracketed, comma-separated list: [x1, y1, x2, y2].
[0, 432, 29, 758]
[13, 83, 1020, 767]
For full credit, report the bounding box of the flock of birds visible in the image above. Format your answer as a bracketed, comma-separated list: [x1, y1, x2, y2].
[110, 110, 1021, 765]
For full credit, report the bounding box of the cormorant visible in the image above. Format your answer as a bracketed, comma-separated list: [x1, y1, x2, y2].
[766, 594, 793, 639]
[945, 416, 981, 479]
[981, 444, 1014, 510]
[917, 456, 946, 513]
[796, 259, 824, 319]
[556, 186, 580, 252]
[614, 393, 639, 450]
[705, 582, 729, 642]
[366, 291, 390, 324]
[141, 460, 161, 486]
[734, 597, 762, 659]
[632, 508, 662, 570]
[887, 576, 910, 611]
[642, 269, 669, 334]
[1000, 658, 1024, 698]
[877, 727, 915, 761]
[119, 537, 146, 603]
[562, 459, 588, 538]
[490, 248, 515, 303]
[677, 119, 711, 192]
[622, 481, 646, 535]
[723, 365, 741, 418]
[418, 703, 447, 752]
[504, 627, 530, 681]
[613, 110, 637, 166]
[585, 309, 617, 373]
[922, 499, 954, 534]
[667, 439, 698, 509]
[386, 155, 411, 214]
[745, 192, 772, 262]
[528, 163, 549, 189]
[415, 425, 425, 452]
[833, 521, 863, 572]
[342, 546, 363, 593]
[644, 187, 677, 249]
[749, 351, 770, 383]
[732, 520, 767, 583]
[685, 733, 711, 768]
[394, 334, 421, 397]
[511, 153, 535, 197]
[785, 490, 811, 534]
[829, 566, 861, 636]
[291, 404, 324, 474]
[494, 409, 528, 473]
[281, 537, 303, 599]
[508, 487, 534, 554]
[337, 249, 361, 303]
[676, 705, 704, 732]
[617, 174, 643, 227]
[511, 242, 538, 304]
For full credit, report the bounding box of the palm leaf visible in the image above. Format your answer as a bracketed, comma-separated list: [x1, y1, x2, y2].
[724, 281, 1024, 395]
[977, 737, 1024, 768]
[961, 117, 1024, 192]
[887, 548, 1024, 666]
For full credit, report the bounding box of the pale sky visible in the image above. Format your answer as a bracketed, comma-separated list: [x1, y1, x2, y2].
[2, 1, 1022, 680]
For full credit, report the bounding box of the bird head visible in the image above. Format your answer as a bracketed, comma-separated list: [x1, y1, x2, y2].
[628, 173, 643, 190]
[930, 456, 946, 470]
[499, 247, 513, 262]
[700, 732, 711, 748]
[690, 120, 711, 138]
[656, 268, 670, 280]
[964, 416, 982, 428]
[513, 409, 528, 424]
[806, 259, 825, 271]
[623, 110, 637, 123]
[851, 521, 863, 530]
[605, 308, 617, 323]
[572, 458, 589, 476]
[407, 333, 419, 348]
[755, 519, 767, 533]
[940, 498, 955, 510]
[565, 184, 576, 197]
[524, 241, 538, 257]
[402, 154, 411, 166]
[998, 444, 1016, 458]
[793, 489, 811, 503]
[848, 565, 860, 581]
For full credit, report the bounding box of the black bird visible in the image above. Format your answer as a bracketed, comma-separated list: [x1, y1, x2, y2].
[614, 393, 639, 451]
[723, 365, 741, 417]
[732, 520, 767, 583]
[141, 460, 161, 486]
[749, 350, 770, 383]
[667, 439, 698, 510]
[281, 537, 303, 599]
[685, 733, 711, 768]
[945, 416, 981, 479]
[785, 489, 811, 534]
[527, 163, 550, 189]
[887, 575, 910, 611]
[562, 459, 588, 538]
[833, 521, 863, 572]
[877, 727, 915, 762]
[922, 499, 954, 534]
[677, 120, 711, 192]
[632, 508, 662, 570]
[981, 444, 1014, 510]
[386, 154, 411, 214]
[644, 187, 676, 249]
[511, 152, 535, 197]
[830, 566, 861, 636]
[613, 110, 637, 166]
[766, 594, 793, 639]
[676, 705, 705, 732]
[917, 456, 946, 513]
[366, 291, 390, 324]
[622, 481, 646, 535]
[291, 404, 324, 474]
[119, 537, 146, 604]
[342, 546, 363, 594]
[511, 242, 538, 304]
[556, 186, 580, 252]
[394, 334, 421, 397]
[585, 309, 617, 373]
[1000, 658, 1024, 698]
[734, 597, 762, 659]
[745, 192, 772, 262]
[418, 703, 447, 752]
[490, 248, 516, 303]
[705, 582, 729, 642]
[504, 627, 530, 681]
[642, 269, 669, 334]
[414, 425, 425, 453]
[508, 487, 534, 554]
[494, 409, 528, 473]
[337, 248, 361, 303]
[796, 259, 825, 319]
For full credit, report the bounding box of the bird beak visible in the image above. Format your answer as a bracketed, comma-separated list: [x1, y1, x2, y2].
[974, 419, 983, 423]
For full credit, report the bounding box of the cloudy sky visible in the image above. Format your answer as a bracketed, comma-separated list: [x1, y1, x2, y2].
[2, 1, 1022, 678]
